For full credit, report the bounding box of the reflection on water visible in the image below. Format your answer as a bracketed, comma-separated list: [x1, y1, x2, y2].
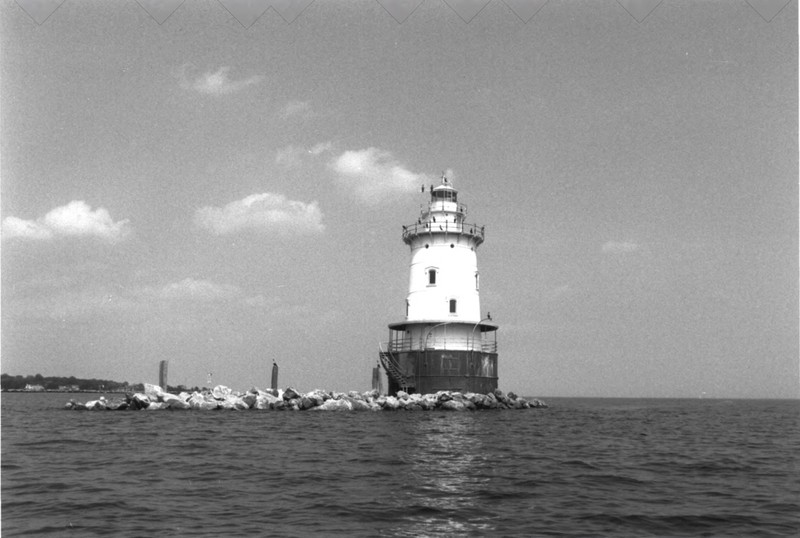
[397, 414, 496, 536]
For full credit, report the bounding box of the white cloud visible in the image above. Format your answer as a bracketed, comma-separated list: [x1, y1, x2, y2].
[308, 141, 332, 155]
[280, 100, 312, 118]
[329, 147, 431, 204]
[182, 66, 262, 95]
[194, 193, 324, 235]
[275, 145, 304, 167]
[275, 141, 333, 167]
[2, 201, 130, 242]
[602, 241, 639, 254]
[157, 278, 242, 301]
[1, 216, 53, 240]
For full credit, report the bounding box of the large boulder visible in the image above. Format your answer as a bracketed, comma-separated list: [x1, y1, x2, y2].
[167, 399, 190, 410]
[467, 393, 486, 408]
[212, 385, 232, 400]
[105, 398, 129, 411]
[312, 398, 352, 411]
[282, 387, 301, 401]
[130, 393, 151, 410]
[217, 398, 236, 410]
[188, 392, 216, 410]
[84, 399, 106, 411]
[362, 389, 380, 400]
[382, 396, 401, 410]
[221, 395, 248, 410]
[305, 390, 327, 407]
[299, 396, 317, 410]
[242, 393, 258, 409]
[419, 395, 438, 410]
[161, 393, 181, 405]
[440, 399, 466, 411]
[66, 400, 87, 411]
[255, 392, 281, 410]
[144, 383, 166, 401]
[345, 397, 371, 411]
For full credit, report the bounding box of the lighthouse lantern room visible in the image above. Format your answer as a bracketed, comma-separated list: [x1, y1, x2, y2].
[379, 175, 498, 395]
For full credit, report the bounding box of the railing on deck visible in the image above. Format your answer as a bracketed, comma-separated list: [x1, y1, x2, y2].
[387, 336, 497, 353]
[402, 220, 485, 245]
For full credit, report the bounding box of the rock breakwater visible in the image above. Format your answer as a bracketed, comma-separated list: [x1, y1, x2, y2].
[64, 384, 547, 411]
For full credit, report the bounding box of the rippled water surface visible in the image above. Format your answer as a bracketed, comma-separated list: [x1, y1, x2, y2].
[2, 393, 798, 537]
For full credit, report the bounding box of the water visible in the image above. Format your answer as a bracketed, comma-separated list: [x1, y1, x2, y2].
[2, 393, 798, 537]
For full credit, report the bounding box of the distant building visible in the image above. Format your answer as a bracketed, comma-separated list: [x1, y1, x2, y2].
[24, 384, 45, 392]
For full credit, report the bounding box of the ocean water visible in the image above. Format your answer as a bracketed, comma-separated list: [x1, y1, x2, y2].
[2, 393, 798, 537]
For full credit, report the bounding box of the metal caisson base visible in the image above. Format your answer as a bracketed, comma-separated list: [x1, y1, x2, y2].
[385, 350, 498, 395]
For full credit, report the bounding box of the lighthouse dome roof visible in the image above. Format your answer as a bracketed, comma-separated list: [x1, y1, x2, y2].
[430, 176, 457, 201]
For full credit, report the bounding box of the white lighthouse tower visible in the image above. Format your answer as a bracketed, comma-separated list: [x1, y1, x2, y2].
[379, 174, 498, 395]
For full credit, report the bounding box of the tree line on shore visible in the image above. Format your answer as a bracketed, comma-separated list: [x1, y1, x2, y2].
[1, 373, 198, 393]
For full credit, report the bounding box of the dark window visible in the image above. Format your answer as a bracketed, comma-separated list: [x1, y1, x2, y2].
[429, 270, 436, 285]
[449, 299, 457, 313]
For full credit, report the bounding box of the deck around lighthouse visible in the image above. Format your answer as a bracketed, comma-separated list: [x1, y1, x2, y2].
[402, 220, 485, 246]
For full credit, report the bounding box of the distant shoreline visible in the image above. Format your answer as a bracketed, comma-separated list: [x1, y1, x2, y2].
[3, 389, 128, 394]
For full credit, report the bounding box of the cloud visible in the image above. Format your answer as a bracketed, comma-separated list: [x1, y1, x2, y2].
[194, 193, 324, 235]
[2, 201, 130, 242]
[275, 141, 333, 168]
[157, 278, 243, 301]
[280, 100, 312, 119]
[2, 216, 53, 240]
[181, 66, 262, 95]
[274, 145, 304, 167]
[6, 278, 265, 324]
[329, 147, 431, 204]
[602, 241, 639, 254]
[308, 141, 332, 155]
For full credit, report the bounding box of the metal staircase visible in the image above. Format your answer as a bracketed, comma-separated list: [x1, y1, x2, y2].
[378, 344, 414, 392]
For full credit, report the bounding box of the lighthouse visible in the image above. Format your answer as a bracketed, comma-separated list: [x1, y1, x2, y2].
[379, 174, 498, 395]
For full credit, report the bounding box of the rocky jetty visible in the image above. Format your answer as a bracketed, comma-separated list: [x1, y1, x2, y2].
[64, 384, 548, 412]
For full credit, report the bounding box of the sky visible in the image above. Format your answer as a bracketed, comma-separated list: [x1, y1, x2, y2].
[1, 0, 797, 398]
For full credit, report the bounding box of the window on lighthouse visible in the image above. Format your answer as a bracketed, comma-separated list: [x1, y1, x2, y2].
[428, 269, 437, 285]
[449, 299, 457, 314]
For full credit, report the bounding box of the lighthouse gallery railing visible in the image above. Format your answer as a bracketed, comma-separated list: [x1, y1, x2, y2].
[401, 220, 485, 245]
[387, 336, 497, 353]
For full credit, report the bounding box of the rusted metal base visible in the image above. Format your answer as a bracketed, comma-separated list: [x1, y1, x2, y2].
[384, 349, 498, 395]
